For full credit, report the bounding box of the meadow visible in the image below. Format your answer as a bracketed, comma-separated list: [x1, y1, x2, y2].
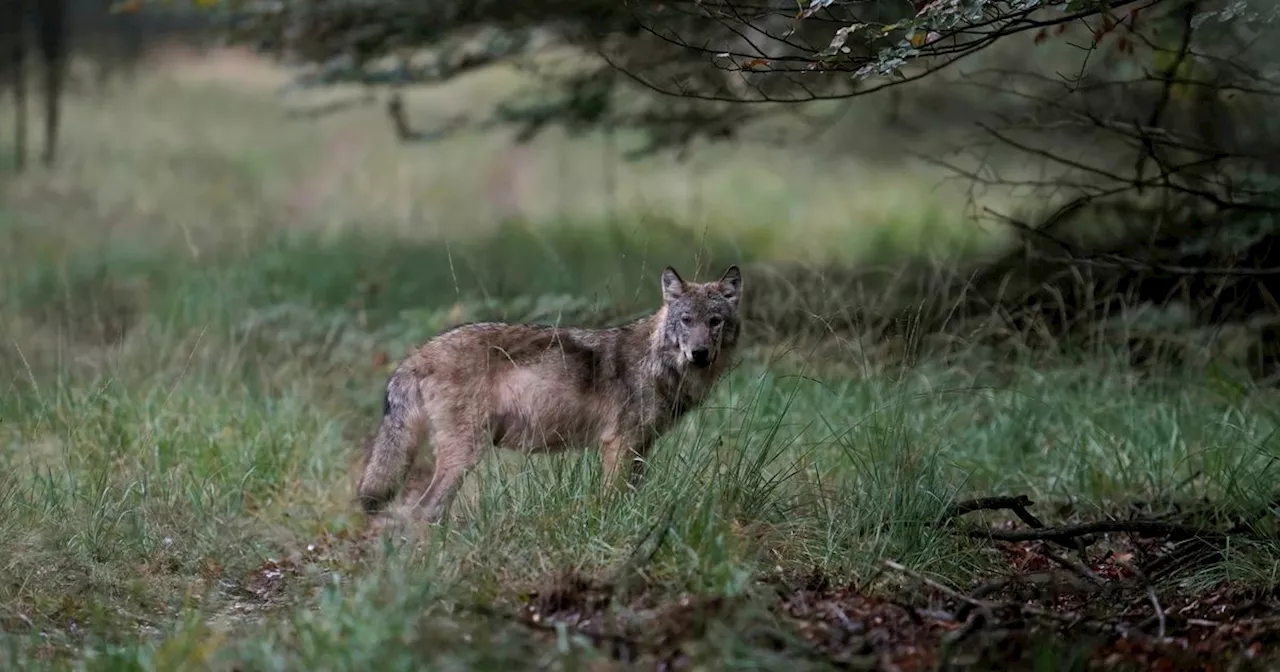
[2, 49, 1278, 670]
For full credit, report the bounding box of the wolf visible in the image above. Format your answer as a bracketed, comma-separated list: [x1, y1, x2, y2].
[356, 264, 744, 524]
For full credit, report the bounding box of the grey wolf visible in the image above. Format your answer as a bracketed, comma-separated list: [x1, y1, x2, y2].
[356, 264, 744, 524]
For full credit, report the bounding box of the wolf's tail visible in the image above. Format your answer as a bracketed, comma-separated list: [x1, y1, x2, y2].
[357, 366, 427, 515]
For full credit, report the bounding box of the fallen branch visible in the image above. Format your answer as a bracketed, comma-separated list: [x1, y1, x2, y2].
[944, 495, 1045, 530]
[1146, 585, 1167, 639]
[886, 559, 1121, 635]
[1036, 544, 1105, 588]
[1120, 558, 1167, 639]
[965, 519, 1220, 544]
[883, 559, 994, 623]
[944, 494, 1097, 555]
[955, 568, 1103, 622]
[935, 609, 988, 672]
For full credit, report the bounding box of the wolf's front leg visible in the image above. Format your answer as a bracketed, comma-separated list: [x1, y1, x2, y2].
[601, 435, 652, 491]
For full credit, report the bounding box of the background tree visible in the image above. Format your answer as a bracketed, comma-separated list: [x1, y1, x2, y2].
[150, 1, 1277, 205]
[121, 0, 1280, 375]
[1, 0, 67, 170]
[1, 0, 216, 172]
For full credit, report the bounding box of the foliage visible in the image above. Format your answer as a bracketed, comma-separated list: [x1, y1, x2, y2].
[123, 1, 1274, 93]
[7, 166, 1280, 670]
[113, 0, 1280, 223]
[6, 35, 1280, 671]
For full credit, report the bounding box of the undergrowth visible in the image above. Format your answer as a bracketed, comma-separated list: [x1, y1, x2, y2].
[3, 208, 1279, 670]
[1, 53, 1278, 671]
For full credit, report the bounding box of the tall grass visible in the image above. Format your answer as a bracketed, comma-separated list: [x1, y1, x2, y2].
[5, 209, 1278, 667]
[1, 50, 1277, 670]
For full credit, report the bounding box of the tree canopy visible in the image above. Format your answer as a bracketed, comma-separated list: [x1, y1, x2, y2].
[107, 0, 1280, 374]
[122, 1, 1277, 177]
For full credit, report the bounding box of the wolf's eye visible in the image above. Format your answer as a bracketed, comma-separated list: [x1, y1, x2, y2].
[709, 316, 723, 327]
[680, 315, 693, 326]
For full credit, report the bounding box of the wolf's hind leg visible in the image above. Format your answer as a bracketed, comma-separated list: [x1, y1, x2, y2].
[357, 372, 427, 514]
[413, 423, 487, 524]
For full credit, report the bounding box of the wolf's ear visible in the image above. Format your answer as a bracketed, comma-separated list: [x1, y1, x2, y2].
[661, 266, 686, 303]
[718, 265, 742, 307]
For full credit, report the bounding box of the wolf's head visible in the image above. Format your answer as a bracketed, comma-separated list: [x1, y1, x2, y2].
[658, 265, 743, 370]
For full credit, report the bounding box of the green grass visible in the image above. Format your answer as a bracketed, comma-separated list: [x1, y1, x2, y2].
[1, 51, 1278, 670]
[5, 212, 1279, 668]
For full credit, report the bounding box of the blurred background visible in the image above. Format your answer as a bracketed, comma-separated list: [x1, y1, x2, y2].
[5, 0, 1279, 374]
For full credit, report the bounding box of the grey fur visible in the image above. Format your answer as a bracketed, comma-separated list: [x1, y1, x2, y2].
[356, 264, 744, 524]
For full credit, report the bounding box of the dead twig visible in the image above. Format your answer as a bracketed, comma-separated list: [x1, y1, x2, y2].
[935, 610, 986, 672]
[955, 569, 1099, 622]
[965, 518, 1221, 544]
[946, 495, 1099, 556]
[883, 559, 995, 622]
[884, 558, 998, 672]
[1035, 544, 1105, 588]
[1118, 558, 1167, 640]
[944, 495, 1045, 530]
[947, 495, 1220, 553]
[1146, 585, 1167, 639]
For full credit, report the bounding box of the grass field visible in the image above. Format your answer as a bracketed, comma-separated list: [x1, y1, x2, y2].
[2, 50, 1279, 670]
